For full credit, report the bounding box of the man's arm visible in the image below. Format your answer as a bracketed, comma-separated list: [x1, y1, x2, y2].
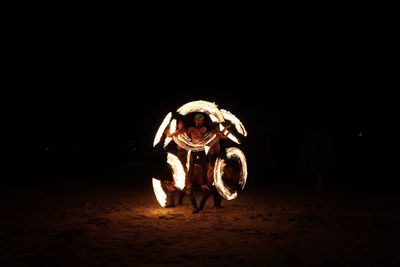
[165, 129, 181, 137]
[222, 123, 232, 132]
[165, 120, 185, 137]
[217, 130, 231, 139]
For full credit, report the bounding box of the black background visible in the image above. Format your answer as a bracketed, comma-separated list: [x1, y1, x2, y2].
[3, 2, 400, 188]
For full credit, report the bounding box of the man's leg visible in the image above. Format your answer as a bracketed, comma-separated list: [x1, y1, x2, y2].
[186, 186, 199, 213]
[212, 186, 222, 207]
[187, 152, 196, 186]
[165, 191, 175, 208]
[199, 151, 209, 185]
[188, 192, 199, 213]
[177, 190, 185, 206]
[199, 188, 210, 211]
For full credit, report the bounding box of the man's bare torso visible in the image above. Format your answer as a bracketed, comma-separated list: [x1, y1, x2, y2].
[187, 126, 207, 143]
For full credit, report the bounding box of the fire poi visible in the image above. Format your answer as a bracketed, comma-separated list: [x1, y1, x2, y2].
[152, 100, 248, 212]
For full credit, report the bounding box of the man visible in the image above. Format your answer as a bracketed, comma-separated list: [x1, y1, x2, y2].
[187, 114, 208, 186]
[186, 113, 211, 213]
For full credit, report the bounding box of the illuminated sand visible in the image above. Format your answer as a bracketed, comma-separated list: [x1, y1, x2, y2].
[1, 173, 399, 266]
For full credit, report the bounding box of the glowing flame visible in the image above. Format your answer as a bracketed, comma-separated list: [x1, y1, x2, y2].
[219, 124, 240, 144]
[167, 152, 186, 190]
[204, 145, 210, 155]
[220, 109, 248, 137]
[214, 158, 237, 200]
[209, 113, 220, 123]
[213, 147, 248, 200]
[164, 119, 176, 148]
[226, 147, 248, 189]
[152, 178, 167, 207]
[227, 134, 241, 144]
[186, 150, 191, 172]
[172, 131, 218, 152]
[177, 100, 225, 123]
[153, 112, 172, 147]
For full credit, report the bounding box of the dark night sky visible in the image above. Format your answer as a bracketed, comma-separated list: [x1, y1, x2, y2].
[2, 2, 400, 185]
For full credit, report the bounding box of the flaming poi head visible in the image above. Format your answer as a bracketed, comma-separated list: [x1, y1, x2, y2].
[152, 100, 248, 207]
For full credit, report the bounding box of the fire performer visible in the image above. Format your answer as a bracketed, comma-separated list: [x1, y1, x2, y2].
[152, 100, 248, 209]
[185, 113, 211, 213]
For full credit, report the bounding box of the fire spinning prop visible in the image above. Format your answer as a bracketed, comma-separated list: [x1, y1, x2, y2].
[152, 100, 248, 207]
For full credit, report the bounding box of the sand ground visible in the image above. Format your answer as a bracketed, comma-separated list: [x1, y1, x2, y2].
[1, 170, 399, 267]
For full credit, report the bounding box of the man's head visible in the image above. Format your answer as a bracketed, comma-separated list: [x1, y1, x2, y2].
[194, 113, 204, 128]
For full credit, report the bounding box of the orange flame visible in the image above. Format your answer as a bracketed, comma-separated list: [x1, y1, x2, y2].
[164, 119, 176, 148]
[167, 152, 186, 190]
[213, 147, 248, 200]
[152, 178, 167, 207]
[220, 109, 248, 137]
[153, 112, 172, 147]
[177, 100, 225, 122]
